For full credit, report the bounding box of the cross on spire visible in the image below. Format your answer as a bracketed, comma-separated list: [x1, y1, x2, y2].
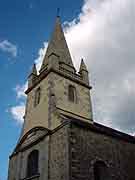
[57, 8, 60, 17]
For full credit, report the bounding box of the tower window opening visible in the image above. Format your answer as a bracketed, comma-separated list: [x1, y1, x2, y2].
[26, 150, 39, 178]
[34, 87, 41, 107]
[68, 85, 76, 103]
[94, 161, 109, 180]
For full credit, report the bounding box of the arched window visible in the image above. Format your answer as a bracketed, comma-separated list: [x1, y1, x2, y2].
[34, 87, 41, 107]
[27, 150, 39, 177]
[94, 161, 109, 180]
[68, 85, 76, 102]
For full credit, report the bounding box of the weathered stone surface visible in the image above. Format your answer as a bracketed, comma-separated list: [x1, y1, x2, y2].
[8, 120, 135, 180]
[8, 136, 49, 180]
[49, 125, 69, 180]
[69, 122, 135, 180]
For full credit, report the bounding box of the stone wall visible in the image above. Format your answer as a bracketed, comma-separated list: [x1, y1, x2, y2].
[22, 69, 93, 137]
[49, 124, 69, 180]
[52, 72, 93, 121]
[69, 123, 135, 180]
[8, 121, 135, 180]
[8, 136, 49, 180]
[22, 75, 50, 136]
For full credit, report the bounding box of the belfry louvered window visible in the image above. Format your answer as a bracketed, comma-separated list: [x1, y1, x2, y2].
[68, 85, 76, 103]
[26, 150, 39, 177]
[34, 87, 41, 107]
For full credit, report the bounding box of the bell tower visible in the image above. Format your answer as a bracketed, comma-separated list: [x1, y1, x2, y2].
[21, 16, 93, 137]
[8, 16, 94, 180]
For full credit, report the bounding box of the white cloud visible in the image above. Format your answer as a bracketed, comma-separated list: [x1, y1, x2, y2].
[64, 0, 135, 134]
[10, 82, 27, 123]
[14, 82, 28, 99]
[34, 42, 48, 72]
[0, 40, 17, 57]
[10, 103, 25, 123]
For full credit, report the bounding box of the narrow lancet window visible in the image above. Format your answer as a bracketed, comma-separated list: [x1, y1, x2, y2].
[34, 87, 41, 107]
[68, 85, 76, 103]
[94, 161, 109, 180]
[27, 150, 39, 177]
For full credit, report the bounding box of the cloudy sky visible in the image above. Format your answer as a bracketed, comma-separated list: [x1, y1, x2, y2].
[0, 0, 135, 179]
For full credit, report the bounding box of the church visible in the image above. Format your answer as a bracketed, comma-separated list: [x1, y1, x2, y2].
[8, 16, 135, 180]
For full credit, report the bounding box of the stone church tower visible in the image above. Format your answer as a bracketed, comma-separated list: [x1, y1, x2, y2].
[8, 16, 135, 180]
[22, 16, 93, 137]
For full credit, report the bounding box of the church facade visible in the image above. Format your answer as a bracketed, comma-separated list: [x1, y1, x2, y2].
[8, 16, 135, 180]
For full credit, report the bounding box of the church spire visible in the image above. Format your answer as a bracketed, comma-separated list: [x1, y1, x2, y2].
[40, 15, 75, 73]
[79, 58, 89, 85]
[28, 63, 37, 88]
[31, 63, 37, 75]
[79, 58, 88, 72]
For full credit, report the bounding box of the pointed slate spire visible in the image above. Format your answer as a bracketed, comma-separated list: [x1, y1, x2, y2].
[79, 58, 88, 73]
[40, 15, 74, 72]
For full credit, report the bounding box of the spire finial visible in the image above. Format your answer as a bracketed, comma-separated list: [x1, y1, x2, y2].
[81, 58, 84, 63]
[56, 8, 60, 17]
[32, 63, 37, 75]
[79, 58, 88, 72]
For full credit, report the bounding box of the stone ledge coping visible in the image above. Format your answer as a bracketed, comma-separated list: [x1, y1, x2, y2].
[25, 67, 91, 94]
[20, 174, 40, 180]
[63, 115, 135, 144]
